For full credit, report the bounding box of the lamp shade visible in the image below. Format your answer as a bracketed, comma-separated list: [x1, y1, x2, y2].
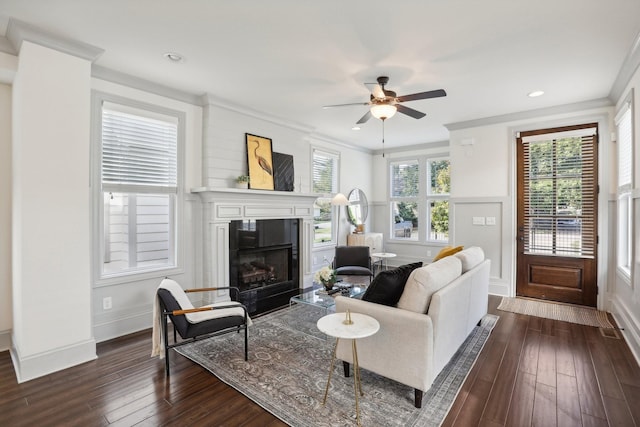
[331, 193, 350, 206]
[370, 103, 397, 120]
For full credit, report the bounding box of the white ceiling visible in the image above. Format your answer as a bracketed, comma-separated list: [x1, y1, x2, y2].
[1, 1, 640, 150]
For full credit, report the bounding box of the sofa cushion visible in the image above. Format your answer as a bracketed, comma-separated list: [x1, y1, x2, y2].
[397, 256, 462, 313]
[361, 262, 423, 306]
[432, 245, 463, 262]
[454, 246, 485, 273]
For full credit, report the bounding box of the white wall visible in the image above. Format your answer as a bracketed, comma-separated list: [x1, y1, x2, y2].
[0, 83, 11, 351]
[11, 41, 95, 381]
[610, 63, 640, 364]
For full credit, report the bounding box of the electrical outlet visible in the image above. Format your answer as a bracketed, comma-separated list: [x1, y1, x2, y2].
[103, 297, 112, 310]
[427, 250, 432, 256]
[486, 216, 497, 226]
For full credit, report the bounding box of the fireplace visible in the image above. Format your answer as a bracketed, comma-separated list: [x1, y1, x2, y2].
[192, 187, 317, 314]
[229, 219, 299, 314]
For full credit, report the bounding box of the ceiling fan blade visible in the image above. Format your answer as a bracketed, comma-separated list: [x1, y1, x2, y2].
[397, 89, 447, 103]
[356, 111, 372, 124]
[364, 82, 385, 99]
[396, 104, 426, 119]
[323, 102, 370, 109]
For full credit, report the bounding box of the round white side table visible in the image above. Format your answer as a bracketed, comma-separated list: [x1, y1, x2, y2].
[317, 312, 379, 426]
[371, 252, 397, 272]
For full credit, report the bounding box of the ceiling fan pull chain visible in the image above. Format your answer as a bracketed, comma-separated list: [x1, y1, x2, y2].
[382, 119, 385, 158]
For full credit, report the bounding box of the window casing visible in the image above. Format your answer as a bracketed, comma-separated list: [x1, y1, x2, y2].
[96, 96, 183, 278]
[312, 148, 339, 246]
[389, 157, 450, 243]
[615, 93, 634, 277]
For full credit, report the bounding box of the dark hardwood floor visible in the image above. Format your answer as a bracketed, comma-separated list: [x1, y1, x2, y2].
[0, 295, 638, 426]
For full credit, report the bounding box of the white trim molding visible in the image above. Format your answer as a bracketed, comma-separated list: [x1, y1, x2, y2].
[610, 294, 640, 366]
[10, 338, 97, 383]
[0, 329, 10, 352]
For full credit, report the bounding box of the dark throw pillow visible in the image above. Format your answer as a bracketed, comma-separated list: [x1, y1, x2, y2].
[361, 262, 423, 306]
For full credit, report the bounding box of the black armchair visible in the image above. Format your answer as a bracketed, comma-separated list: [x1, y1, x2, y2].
[155, 278, 249, 375]
[332, 245, 374, 282]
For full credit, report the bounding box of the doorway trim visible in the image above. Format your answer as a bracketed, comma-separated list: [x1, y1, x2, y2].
[508, 112, 611, 310]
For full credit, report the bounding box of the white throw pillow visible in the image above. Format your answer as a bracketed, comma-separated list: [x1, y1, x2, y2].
[454, 246, 485, 273]
[397, 256, 462, 313]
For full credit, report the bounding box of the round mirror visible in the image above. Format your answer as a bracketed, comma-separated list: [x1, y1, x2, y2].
[346, 188, 368, 226]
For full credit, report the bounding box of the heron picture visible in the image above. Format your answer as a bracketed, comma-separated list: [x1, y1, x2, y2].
[245, 133, 274, 190]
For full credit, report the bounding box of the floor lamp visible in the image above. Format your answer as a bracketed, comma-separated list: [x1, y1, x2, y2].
[332, 193, 350, 246]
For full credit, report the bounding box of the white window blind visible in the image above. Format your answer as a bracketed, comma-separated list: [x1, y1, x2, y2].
[616, 104, 632, 190]
[102, 102, 178, 193]
[312, 149, 338, 194]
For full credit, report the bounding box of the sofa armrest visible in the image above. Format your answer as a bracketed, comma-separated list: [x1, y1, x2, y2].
[334, 296, 435, 392]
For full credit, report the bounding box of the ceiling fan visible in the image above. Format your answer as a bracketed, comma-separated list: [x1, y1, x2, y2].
[323, 76, 447, 124]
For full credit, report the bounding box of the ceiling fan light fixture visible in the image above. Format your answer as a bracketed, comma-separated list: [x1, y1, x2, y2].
[370, 103, 397, 120]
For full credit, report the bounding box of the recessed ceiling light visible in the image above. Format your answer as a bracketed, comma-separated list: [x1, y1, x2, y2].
[163, 52, 184, 63]
[528, 90, 544, 98]
[352, 126, 361, 131]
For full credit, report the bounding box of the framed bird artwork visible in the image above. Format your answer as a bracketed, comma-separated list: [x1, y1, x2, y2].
[245, 133, 275, 190]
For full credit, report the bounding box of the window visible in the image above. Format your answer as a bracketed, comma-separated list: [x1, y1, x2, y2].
[98, 98, 182, 277]
[312, 148, 339, 245]
[616, 93, 634, 276]
[389, 157, 450, 242]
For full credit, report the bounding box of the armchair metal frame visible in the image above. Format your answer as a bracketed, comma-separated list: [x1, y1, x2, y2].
[158, 285, 248, 375]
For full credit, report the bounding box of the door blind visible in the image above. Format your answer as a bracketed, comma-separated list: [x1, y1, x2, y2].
[521, 129, 597, 258]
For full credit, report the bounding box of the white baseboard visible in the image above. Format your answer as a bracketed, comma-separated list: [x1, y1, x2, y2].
[610, 296, 640, 367]
[94, 309, 152, 343]
[0, 329, 11, 351]
[10, 338, 97, 383]
[489, 278, 510, 297]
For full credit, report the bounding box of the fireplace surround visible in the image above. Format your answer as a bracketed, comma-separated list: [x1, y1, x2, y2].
[192, 187, 318, 314]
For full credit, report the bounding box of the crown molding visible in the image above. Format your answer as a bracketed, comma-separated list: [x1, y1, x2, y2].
[6, 18, 103, 62]
[372, 139, 449, 156]
[445, 98, 612, 131]
[200, 93, 315, 134]
[92, 65, 202, 105]
[609, 30, 640, 102]
[307, 132, 373, 154]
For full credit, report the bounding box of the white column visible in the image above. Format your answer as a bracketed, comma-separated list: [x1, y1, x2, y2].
[11, 42, 95, 382]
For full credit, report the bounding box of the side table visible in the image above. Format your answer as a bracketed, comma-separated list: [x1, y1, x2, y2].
[371, 252, 396, 272]
[317, 312, 379, 426]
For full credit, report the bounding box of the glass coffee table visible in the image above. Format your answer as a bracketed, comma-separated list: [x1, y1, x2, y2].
[289, 283, 367, 313]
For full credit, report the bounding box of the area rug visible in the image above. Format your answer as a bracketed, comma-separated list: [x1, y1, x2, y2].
[497, 297, 614, 328]
[176, 305, 498, 426]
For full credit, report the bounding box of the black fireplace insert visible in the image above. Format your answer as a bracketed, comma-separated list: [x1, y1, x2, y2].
[229, 219, 299, 314]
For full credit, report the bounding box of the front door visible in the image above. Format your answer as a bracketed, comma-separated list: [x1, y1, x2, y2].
[516, 124, 598, 307]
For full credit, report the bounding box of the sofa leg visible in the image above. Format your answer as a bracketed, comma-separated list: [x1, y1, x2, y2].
[342, 361, 350, 377]
[414, 389, 423, 408]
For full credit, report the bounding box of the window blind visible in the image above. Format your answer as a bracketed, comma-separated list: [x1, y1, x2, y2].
[391, 160, 419, 197]
[102, 103, 178, 193]
[312, 149, 338, 194]
[521, 133, 596, 257]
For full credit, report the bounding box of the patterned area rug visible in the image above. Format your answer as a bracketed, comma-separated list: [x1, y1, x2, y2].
[176, 305, 498, 426]
[498, 297, 614, 328]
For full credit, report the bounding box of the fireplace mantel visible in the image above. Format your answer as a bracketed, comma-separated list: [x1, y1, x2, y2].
[192, 187, 319, 303]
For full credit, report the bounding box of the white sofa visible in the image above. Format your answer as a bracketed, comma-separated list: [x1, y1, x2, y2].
[334, 246, 490, 407]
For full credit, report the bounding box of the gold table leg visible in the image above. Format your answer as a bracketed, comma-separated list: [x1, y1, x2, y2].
[322, 338, 364, 426]
[322, 338, 339, 405]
